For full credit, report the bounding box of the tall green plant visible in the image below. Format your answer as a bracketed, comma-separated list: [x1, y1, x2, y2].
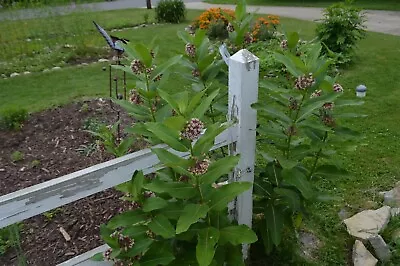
[252, 32, 364, 253]
[93, 86, 257, 266]
[316, 0, 366, 64]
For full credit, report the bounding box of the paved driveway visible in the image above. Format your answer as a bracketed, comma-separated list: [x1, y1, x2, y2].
[1, 0, 399, 36]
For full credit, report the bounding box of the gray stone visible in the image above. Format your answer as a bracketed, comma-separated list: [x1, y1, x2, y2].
[80, 63, 89, 66]
[368, 235, 391, 261]
[353, 240, 378, 266]
[23, 71, 31, 75]
[344, 206, 391, 240]
[43, 69, 50, 73]
[380, 182, 400, 206]
[390, 207, 400, 217]
[298, 231, 321, 261]
[52, 66, 61, 70]
[98, 58, 109, 62]
[10, 72, 19, 77]
[1, 74, 6, 78]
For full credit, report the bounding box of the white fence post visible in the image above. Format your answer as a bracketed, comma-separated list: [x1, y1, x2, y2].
[228, 49, 259, 258]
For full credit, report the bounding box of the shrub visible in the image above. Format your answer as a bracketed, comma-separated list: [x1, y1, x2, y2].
[0, 107, 28, 130]
[155, 0, 186, 24]
[316, 0, 366, 64]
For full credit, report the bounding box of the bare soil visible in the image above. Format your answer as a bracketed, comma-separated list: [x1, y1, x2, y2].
[0, 99, 139, 266]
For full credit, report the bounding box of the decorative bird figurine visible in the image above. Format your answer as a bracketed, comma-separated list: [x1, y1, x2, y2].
[93, 21, 129, 54]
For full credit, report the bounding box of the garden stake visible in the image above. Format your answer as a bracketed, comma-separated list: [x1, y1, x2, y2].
[123, 72, 127, 100]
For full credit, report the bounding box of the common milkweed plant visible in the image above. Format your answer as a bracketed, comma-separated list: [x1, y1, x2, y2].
[92, 36, 257, 265]
[251, 32, 364, 253]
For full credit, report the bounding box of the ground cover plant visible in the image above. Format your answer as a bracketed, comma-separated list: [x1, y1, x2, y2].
[1, 4, 400, 266]
[205, 0, 400, 11]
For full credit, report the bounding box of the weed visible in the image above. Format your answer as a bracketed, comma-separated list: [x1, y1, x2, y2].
[30, 160, 41, 168]
[43, 208, 62, 221]
[10, 151, 24, 163]
[0, 107, 28, 130]
[80, 103, 90, 113]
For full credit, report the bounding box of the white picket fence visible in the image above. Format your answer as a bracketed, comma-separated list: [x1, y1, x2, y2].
[0, 49, 259, 265]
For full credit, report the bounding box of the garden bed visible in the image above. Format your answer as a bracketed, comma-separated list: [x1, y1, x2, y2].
[0, 99, 140, 265]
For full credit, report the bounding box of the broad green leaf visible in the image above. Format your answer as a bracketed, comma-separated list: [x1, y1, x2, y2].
[114, 99, 151, 120]
[219, 225, 257, 245]
[334, 126, 361, 138]
[313, 165, 348, 178]
[100, 224, 118, 248]
[176, 204, 209, 234]
[335, 113, 367, 118]
[122, 225, 148, 238]
[151, 148, 190, 168]
[131, 170, 145, 200]
[287, 32, 299, 49]
[257, 125, 287, 139]
[281, 168, 314, 199]
[135, 43, 152, 67]
[157, 89, 180, 113]
[140, 241, 175, 266]
[192, 122, 231, 157]
[91, 252, 103, 261]
[192, 89, 220, 119]
[208, 182, 252, 211]
[146, 123, 188, 152]
[225, 244, 245, 266]
[126, 238, 154, 257]
[148, 214, 175, 239]
[164, 116, 186, 131]
[200, 156, 239, 185]
[277, 156, 298, 169]
[265, 203, 284, 246]
[186, 90, 206, 114]
[297, 93, 340, 122]
[151, 55, 182, 80]
[107, 210, 147, 229]
[274, 188, 301, 211]
[194, 29, 207, 47]
[177, 30, 191, 44]
[252, 103, 291, 124]
[159, 201, 184, 220]
[175, 91, 189, 114]
[144, 179, 197, 199]
[235, 0, 246, 20]
[196, 227, 220, 266]
[260, 220, 273, 254]
[142, 197, 168, 212]
[274, 53, 303, 77]
[259, 80, 287, 93]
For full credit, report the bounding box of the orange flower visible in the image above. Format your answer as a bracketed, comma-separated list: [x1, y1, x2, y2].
[193, 7, 235, 30]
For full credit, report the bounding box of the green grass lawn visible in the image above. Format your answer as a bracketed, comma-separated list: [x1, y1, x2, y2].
[1, 7, 400, 265]
[205, 0, 400, 11]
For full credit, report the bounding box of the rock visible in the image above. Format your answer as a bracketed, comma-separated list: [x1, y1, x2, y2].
[1, 74, 6, 78]
[353, 240, 378, 266]
[380, 182, 400, 206]
[368, 235, 391, 261]
[298, 231, 321, 261]
[80, 63, 89, 66]
[43, 69, 50, 73]
[10, 72, 19, 77]
[391, 207, 400, 217]
[52, 66, 61, 70]
[344, 206, 391, 240]
[23, 71, 31, 75]
[98, 58, 109, 62]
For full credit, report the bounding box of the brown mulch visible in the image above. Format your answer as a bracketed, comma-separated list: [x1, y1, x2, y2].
[0, 99, 142, 266]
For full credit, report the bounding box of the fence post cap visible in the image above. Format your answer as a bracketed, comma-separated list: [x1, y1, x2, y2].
[230, 49, 259, 64]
